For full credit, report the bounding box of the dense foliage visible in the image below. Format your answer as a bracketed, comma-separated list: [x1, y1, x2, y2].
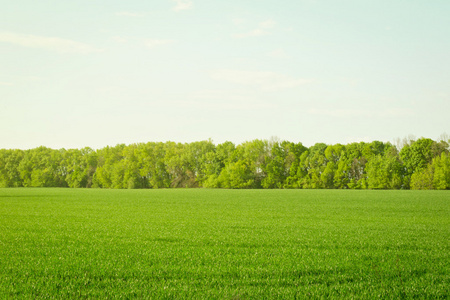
[1, 138, 449, 189]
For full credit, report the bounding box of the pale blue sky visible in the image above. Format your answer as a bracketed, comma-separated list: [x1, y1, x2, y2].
[1, 0, 449, 149]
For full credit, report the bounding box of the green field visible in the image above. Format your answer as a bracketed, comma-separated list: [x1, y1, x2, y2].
[0, 189, 449, 299]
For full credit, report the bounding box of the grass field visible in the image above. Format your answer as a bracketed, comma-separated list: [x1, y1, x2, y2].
[0, 188, 449, 299]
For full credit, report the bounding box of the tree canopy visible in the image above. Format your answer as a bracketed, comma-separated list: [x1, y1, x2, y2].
[1, 138, 449, 189]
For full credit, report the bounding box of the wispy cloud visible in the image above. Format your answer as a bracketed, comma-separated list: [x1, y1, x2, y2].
[144, 39, 175, 49]
[0, 32, 103, 54]
[232, 18, 246, 25]
[380, 108, 415, 117]
[338, 77, 361, 86]
[232, 29, 267, 39]
[173, 0, 193, 11]
[180, 90, 276, 111]
[308, 108, 372, 118]
[112, 36, 175, 49]
[259, 19, 276, 29]
[267, 48, 290, 59]
[307, 108, 416, 118]
[232, 18, 276, 39]
[210, 69, 311, 91]
[115, 11, 144, 17]
[112, 36, 128, 43]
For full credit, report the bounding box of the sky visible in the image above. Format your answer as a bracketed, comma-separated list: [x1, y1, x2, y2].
[1, 0, 449, 149]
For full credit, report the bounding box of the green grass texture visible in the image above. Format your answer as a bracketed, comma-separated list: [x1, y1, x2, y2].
[1, 188, 449, 299]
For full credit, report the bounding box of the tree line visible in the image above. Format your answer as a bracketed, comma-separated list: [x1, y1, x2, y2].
[1, 137, 449, 190]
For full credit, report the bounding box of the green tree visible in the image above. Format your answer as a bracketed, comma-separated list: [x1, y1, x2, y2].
[121, 144, 146, 189]
[63, 147, 97, 188]
[183, 140, 216, 187]
[164, 142, 192, 188]
[283, 142, 308, 188]
[301, 143, 328, 189]
[137, 142, 170, 188]
[322, 144, 345, 189]
[203, 141, 236, 188]
[93, 144, 126, 188]
[262, 141, 289, 189]
[410, 166, 434, 190]
[366, 147, 404, 189]
[218, 160, 255, 189]
[216, 140, 267, 188]
[0, 149, 24, 187]
[16, 147, 66, 187]
[432, 152, 450, 189]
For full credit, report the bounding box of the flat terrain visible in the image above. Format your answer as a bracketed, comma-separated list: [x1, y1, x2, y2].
[0, 188, 448, 299]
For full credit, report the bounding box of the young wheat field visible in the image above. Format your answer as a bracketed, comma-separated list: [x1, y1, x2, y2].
[0, 188, 448, 298]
